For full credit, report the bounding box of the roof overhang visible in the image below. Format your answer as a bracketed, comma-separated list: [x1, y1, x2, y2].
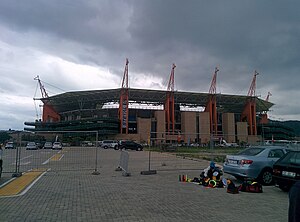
[40, 88, 273, 114]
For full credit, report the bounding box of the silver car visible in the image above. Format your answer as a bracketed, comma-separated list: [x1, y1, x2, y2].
[43, 142, 53, 149]
[52, 142, 62, 150]
[223, 146, 289, 185]
[26, 142, 38, 150]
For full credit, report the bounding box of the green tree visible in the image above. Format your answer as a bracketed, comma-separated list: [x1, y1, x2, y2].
[0, 131, 11, 144]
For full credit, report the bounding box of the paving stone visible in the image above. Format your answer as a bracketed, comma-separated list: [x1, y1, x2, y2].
[0, 149, 288, 222]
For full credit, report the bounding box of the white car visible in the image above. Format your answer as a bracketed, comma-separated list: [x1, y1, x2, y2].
[26, 142, 37, 150]
[5, 142, 15, 149]
[101, 140, 118, 149]
[52, 142, 62, 150]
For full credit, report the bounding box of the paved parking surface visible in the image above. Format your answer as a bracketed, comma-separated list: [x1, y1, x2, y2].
[0, 149, 289, 222]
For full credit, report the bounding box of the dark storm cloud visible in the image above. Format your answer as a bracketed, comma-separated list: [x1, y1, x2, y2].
[1, 0, 299, 90]
[0, 1, 130, 49]
[0, 0, 133, 70]
[0, 0, 299, 128]
[127, 0, 300, 92]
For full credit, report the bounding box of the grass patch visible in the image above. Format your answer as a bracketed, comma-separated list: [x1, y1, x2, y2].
[144, 146, 244, 164]
[145, 146, 243, 154]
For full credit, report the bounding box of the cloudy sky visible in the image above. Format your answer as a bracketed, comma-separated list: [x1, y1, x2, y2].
[0, 0, 299, 130]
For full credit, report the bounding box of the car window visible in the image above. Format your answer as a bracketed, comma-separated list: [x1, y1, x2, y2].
[238, 148, 264, 156]
[279, 152, 300, 165]
[268, 149, 285, 158]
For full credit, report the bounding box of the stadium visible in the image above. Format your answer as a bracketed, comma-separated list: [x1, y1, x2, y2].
[24, 61, 294, 146]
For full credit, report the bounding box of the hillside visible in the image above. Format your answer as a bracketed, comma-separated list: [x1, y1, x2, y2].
[269, 120, 300, 136]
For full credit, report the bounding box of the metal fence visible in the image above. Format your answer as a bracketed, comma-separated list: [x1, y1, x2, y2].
[2, 131, 100, 176]
[2, 131, 299, 179]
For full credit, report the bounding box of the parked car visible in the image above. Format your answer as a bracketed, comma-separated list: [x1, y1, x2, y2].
[81, 141, 94, 147]
[101, 140, 119, 149]
[223, 146, 289, 185]
[36, 142, 43, 149]
[43, 142, 53, 149]
[273, 151, 300, 191]
[52, 142, 62, 150]
[26, 142, 38, 150]
[118, 140, 143, 151]
[5, 142, 16, 149]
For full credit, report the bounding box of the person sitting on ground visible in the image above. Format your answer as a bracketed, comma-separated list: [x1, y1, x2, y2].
[200, 161, 223, 187]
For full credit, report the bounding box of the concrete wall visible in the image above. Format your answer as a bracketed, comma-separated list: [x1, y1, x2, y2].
[199, 112, 210, 144]
[222, 113, 235, 143]
[181, 111, 197, 143]
[154, 110, 166, 144]
[137, 117, 151, 143]
[113, 111, 259, 145]
[236, 122, 248, 143]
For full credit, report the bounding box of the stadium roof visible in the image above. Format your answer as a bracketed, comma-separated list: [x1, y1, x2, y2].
[41, 88, 273, 114]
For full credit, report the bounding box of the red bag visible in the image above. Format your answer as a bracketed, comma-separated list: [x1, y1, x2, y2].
[239, 182, 263, 193]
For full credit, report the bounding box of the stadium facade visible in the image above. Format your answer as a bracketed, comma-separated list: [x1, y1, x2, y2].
[24, 88, 275, 145]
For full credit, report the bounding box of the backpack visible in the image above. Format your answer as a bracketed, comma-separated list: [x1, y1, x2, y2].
[226, 180, 239, 194]
[239, 181, 263, 193]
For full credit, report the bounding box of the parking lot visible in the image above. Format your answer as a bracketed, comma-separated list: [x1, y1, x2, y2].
[0, 148, 289, 222]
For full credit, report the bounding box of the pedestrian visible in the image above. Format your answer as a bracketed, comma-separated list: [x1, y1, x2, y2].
[289, 181, 300, 222]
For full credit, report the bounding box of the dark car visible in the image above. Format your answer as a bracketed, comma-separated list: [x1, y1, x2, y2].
[118, 141, 143, 151]
[273, 151, 300, 191]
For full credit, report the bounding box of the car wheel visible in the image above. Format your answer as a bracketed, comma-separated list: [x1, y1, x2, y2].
[103, 146, 108, 149]
[114, 146, 119, 150]
[259, 169, 273, 185]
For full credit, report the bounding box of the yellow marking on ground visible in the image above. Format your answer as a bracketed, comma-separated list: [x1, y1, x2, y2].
[31, 168, 47, 172]
[0, 170, 45, 196]
[50, 153, 64, 161]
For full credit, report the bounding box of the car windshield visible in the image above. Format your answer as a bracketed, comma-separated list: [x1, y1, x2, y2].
[278, 152, 300, 165]
[238, 147, 264, 156]
[28, 142, 35, 145]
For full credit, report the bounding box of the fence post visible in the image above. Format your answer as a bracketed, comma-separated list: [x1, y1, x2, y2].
[12, 132, 22, 177]
[92, 131, 100, 175]
[210, 133, 215, 162]
[141, 134, 157, 175]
